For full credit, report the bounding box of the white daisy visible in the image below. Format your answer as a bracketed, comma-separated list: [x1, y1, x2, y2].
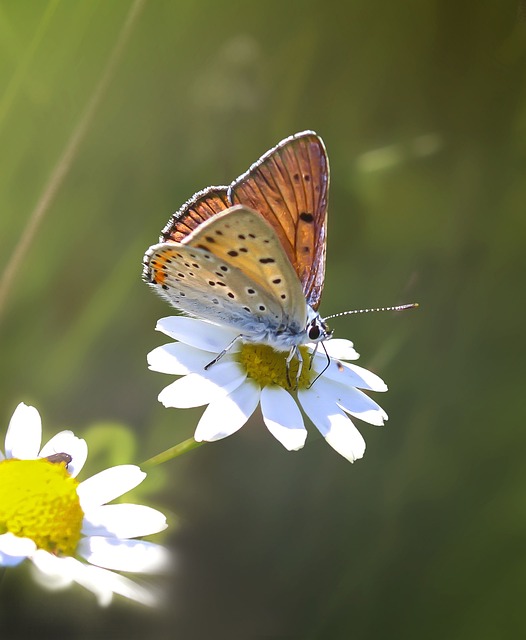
[148, 316, 388, 462]
[0, 402, 170, 606]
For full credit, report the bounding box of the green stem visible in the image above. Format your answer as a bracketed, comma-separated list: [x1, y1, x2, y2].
[141, 437, 204, 468]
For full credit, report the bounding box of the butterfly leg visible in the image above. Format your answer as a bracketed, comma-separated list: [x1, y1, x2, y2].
[285, 346, 303, 389]
[204, 335, 243, 370]
[308, 342, 320, 369]
[307, 340, 331, 388]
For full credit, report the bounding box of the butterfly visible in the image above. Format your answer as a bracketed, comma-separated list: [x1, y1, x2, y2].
[143, 131, 332, 381]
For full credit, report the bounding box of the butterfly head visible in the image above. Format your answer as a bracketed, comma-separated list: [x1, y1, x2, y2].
[305, 307, 333, 344]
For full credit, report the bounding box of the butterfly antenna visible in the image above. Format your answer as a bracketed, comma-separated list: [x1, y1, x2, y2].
[324, 303, 419, 321]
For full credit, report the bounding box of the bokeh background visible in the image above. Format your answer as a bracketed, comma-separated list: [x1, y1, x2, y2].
[1, 1, 525, 638]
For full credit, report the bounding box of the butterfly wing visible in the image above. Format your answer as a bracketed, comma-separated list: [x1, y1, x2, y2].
[143, 206, 308, 336]
[182, 205, 307, 324]
[160, 186, 230, 243]
[150, 132, 329, 310]
[229, 131, 329, 310]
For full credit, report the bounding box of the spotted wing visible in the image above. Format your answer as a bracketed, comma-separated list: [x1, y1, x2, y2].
[229, 131, 329, 310]
[182, 205, 307, 323]
[143, 206, 308, 333]
[160, 186, 230, 243]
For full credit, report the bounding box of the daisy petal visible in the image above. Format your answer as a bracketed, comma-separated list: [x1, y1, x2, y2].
[5, 403, 42, 459]
[63, 560, 114, 606]
[0, 533, 36, 566]
[298, 389, 366, 462]
[39, 430, 88, 477]
[313, 358, 388, 392]
[80, 563, 158, 606]
[77, 465, 146, 511]
[148, 342, 216, 375]
[195, 379, 260, 442]
[82, 504, 168, 538]
[31, 552, 113, 605]
[308, 377, 388, 426]
[260, 386, 307, 451]
[158, 361, 246, 408]
[319, 338, 360, 361]
[322, 412, 366, 463]
[337, 387, 388, 425]
[156, 316, 240, 352]
[77, 536, 170, 573]
[30, 550, 77, 590]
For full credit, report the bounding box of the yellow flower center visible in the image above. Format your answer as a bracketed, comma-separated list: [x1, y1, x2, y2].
[0, 458, 84, 556]
[238, 343, 313, 390]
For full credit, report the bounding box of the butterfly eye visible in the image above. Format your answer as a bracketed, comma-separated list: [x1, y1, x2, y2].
[308, 320, 321, 341]
[306, 317, 332, 343]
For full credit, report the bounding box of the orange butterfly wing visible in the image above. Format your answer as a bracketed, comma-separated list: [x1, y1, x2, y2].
[160, 186, 230, 243]
[230, 132, 328, 310]
[158, 132, 329, 310]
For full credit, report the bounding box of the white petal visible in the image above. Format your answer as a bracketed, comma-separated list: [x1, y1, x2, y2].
[147, 341, 214, 375]
[77, 465, 146, 511]
[260, 386, 307, 451]
[79, 563, 159, 606]
[308, 377, 388, 426]
[5, 403, 42, 459]
[156, 316, 240, 352]
[0, 533, 36, 566]
[322, 413, 366, 462]
[313, 358, 388, 392]
[31, 552, 113, 605]
[298, 389, 366, 462]
[82, 504, 167, 538]
[39, 430, 88, 477]
[78, 536, 170, 573]
[195, 380, 260, 442]
[32, 552, 158, 606]
[31, 550, 76, 589]
[158, 360, 246, 408]
[319, 338, 360, 361]
[77, 563, 159, 606]
[339, 390, 388, 425]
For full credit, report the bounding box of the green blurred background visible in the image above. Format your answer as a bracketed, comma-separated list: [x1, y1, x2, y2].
[1, 0, 525, 637]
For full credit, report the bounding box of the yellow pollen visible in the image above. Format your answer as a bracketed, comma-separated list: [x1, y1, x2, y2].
[0, 458, 84, 556]
[238, 343, 313, 390]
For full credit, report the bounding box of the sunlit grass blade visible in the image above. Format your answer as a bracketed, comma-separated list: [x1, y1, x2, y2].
[0, 0, 147, 324]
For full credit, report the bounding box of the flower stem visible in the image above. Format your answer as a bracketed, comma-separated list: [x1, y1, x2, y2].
[141, 438, 204, 468]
